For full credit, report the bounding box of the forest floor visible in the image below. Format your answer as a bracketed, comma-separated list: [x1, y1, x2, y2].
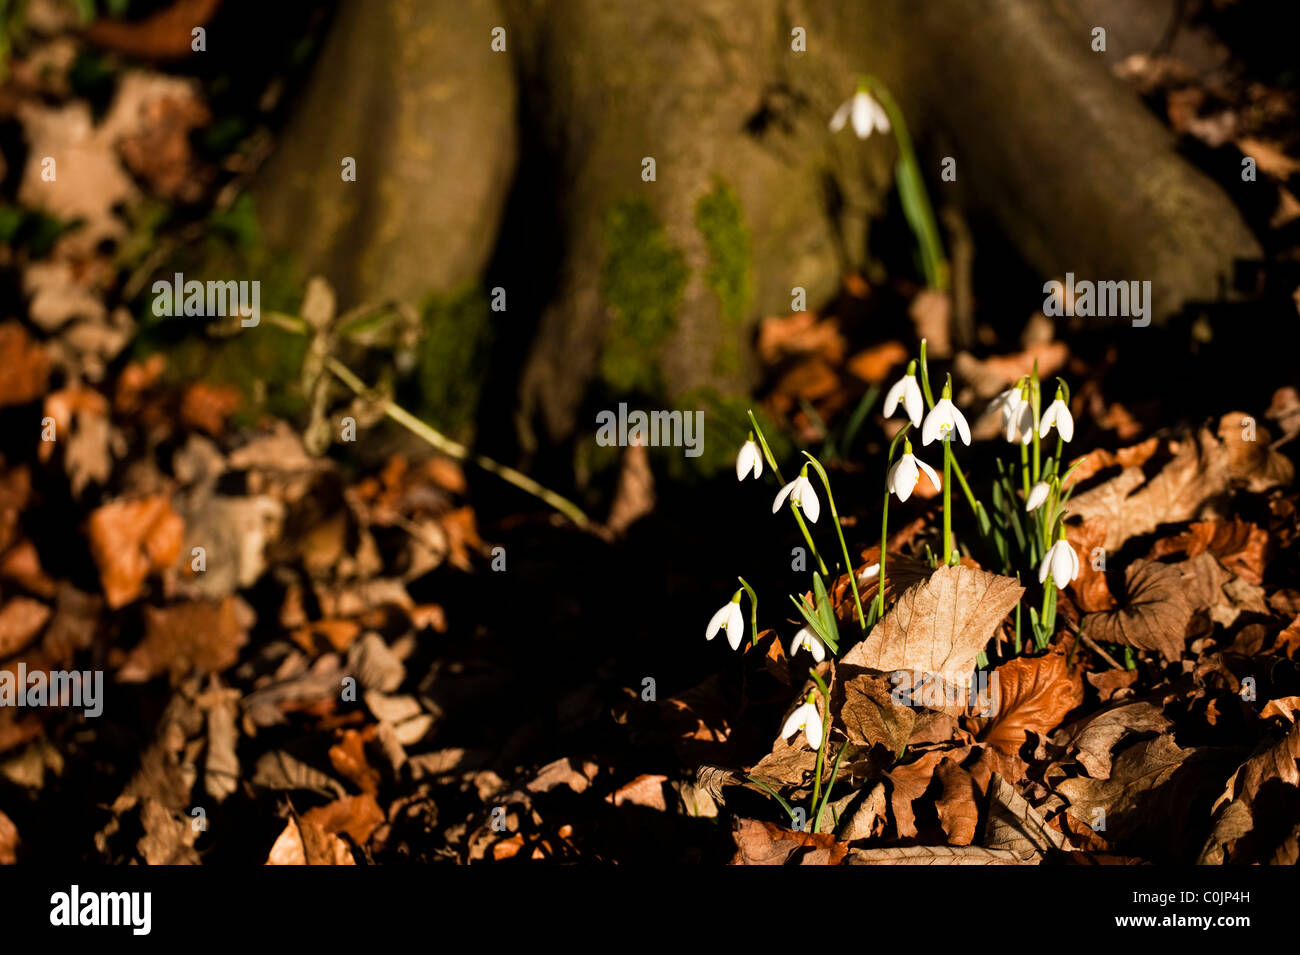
[2, 2, 1300, 864]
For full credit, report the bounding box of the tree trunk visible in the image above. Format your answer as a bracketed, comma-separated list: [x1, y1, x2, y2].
[251, 0, 1261, 446]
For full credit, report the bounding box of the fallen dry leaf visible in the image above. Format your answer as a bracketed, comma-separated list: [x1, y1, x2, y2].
[118, 597, 249, 684]
[977, 653, 1083, 756]
[1082, 560, 1193, 661]
[730, 818, 847, 865]
[266, 815, 355, 866]
[1069, 416, 1293, 552]
[87, 495, 184, 608]
[1151, 518, 1268, 585]
[301, 794, 385, 846]
[841, 564, 1024, 684]
[0, 324, 51, 408]
[0, 597, 51, 658]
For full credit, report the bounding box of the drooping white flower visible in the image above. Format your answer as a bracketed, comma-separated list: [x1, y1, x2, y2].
[772, 470, 820, 523]
[829, 89, 890, 140]
[1038, 538, 1080, 589]
[922, 397, 971, 446]
[883, 372, 924, 427]
[706, 595, 745, 650]
[858, 562, 880, 583]
[1039, 397, 1074, 442]
[788, 625, 827, 664]
[1025, 481, 1050, 512]
[781, 699, 824, 750]
[887, 442, 940, 502]
[735, 437, 763, 481]
[1004, 399, 1034, 445]
[990, 385, 1033, 445]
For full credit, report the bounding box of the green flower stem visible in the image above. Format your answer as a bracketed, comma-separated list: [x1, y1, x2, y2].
[814, 742, 846, 835]
[808, 668, 833, 821]
[737, 576, 760, 647]
[863, 76, 949, 291]
[949, 452, 991, 536]
[875, 490, 890, 621]
[793, 507, 830, 577]
[265, 311, 593, 529]
[942, 441, 954, 564]
[918, 339, 936, 410]
[876, 424, 913, 619]
[1030, 367, 1042, 484]
[802, 453, 865, 630]
[747, 410, 828, 575]
[747, 409, 785, 485]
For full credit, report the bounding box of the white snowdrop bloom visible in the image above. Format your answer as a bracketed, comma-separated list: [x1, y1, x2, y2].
[735, 438, 763, 481]
[883, 373, 924, 427]
[788, 625, 827, 664]
[772, 471, 820, 523]
[829, 89, 890, 139]
[887, 444, 940, 502]
[1039, 397, 1074, 442]
[1038, 538, 1080, 589]
[1004, 400, 1035, 445]
[1025, 481, 1051, 512]
[858, 562, 880, 583]
[781, 699, 824, 750]
[706, 596, 745, 650]
[990, 386, 1033, 445]
[922, 397, 971, 446]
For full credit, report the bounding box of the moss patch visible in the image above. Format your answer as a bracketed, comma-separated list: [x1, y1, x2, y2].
[415, 284, 493, 439]
[695, 182, 752, 323]
[599, 198, 688, 393]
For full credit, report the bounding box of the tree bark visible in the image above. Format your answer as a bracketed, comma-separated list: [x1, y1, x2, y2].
[252, 0, 1261, 446]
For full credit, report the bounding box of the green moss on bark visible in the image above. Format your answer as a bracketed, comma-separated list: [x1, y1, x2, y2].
[599, 198, 688, 393]
[415, 284, 493, 439]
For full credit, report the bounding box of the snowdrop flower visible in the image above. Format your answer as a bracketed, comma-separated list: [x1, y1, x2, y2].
[1025, 481, 1050, 512]
[772, 466, 820, 523]
[706, 591, 745, 650]
[1039, 392, 1074, 442]
[788, 625, 827, 664]
[883, 367, 924, 427]
[829, 85, 890, 140]
[735, 435, 763, 481]
[1038, 536, 1079, 589]
[781, 695, 824, 750]
[922, 397, 970, 446]
[886, 440, 940, 502]
[991, 383, 1033, 445]
[858, 562, 880, 583]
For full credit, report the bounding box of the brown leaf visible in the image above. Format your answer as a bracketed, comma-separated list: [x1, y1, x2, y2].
[1065, 519, 1115, 612]
[1213, 720, 1300, 814]
[329, 727, 381, 795]
[845, 341, 907, 384]
[87, 495, 184, 608]
[301, 794, 385, 846]
[0, 597, 51, 658]
[1083, 560, 1192, 661]
[0, 809, 16, 864]
[1150, 519, 1268, 585]
[730, 818, 847, 865]
[838, 667, 916, 753]
[885, 750, 946, 839]
[265, 815, 355, 866]
[848, 844, 1025, 865]
[977, 653, 1083, 755]
[1069, 417, 1293, 553]
[842, 564, 1023, 684]
[118, 598, 249, 684]
[179, 382, 240, 437]
[984, 773, 1070, 862]
[0, 323, 51, 408]
[934, 757, 979, 845]
[1052, 701, 1172, 779]
[86, 0, 224, 60]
